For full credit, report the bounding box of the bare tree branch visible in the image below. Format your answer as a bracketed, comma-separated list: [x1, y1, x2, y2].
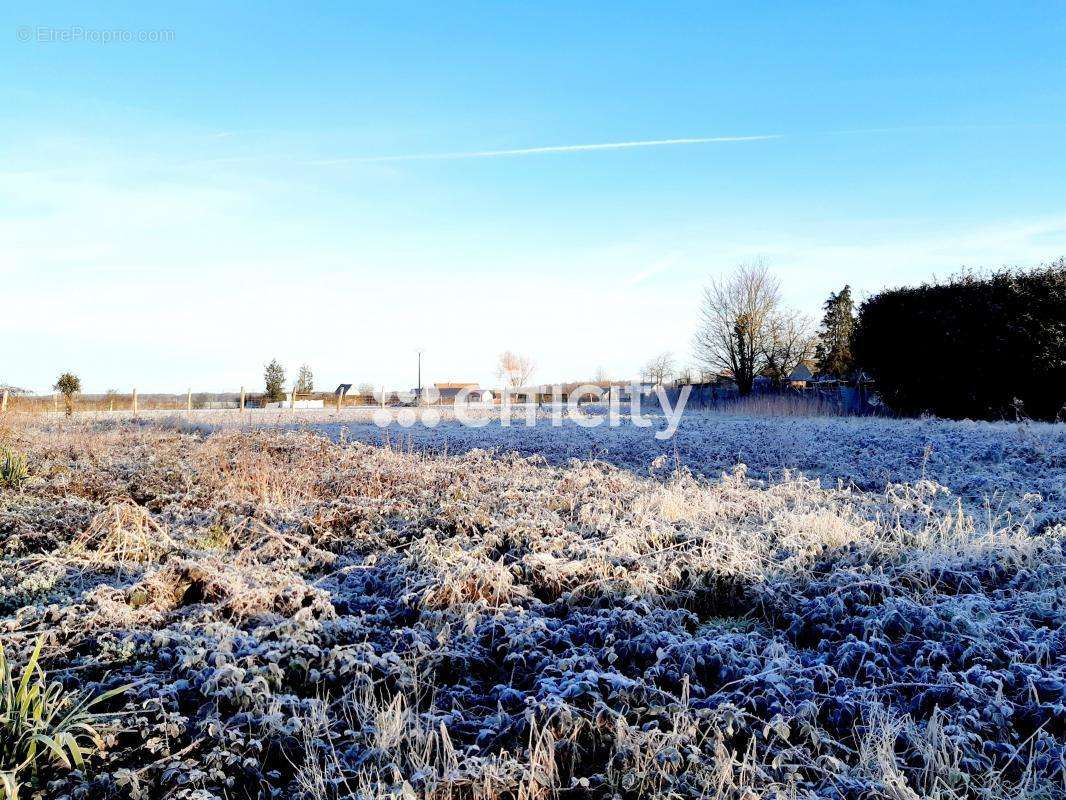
[762, 310, 817, 387]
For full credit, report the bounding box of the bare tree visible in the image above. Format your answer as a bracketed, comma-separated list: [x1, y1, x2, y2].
[294, 364, 314, 394]
[642, 352, 675, 385]
[693, 261, 781, 395]
[762, 310, 817, 387]
[593, 366, 610, 383]
[496, 351, 535, 391]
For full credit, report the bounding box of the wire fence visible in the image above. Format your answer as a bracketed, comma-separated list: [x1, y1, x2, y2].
[0, 388, 386, 414]
[1, 384, 885, 418]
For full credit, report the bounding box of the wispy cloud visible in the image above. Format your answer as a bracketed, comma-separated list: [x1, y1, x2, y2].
[620, 253, 683, 289]
[190, 123, 1063, 169]
[309, 134, 781, 165]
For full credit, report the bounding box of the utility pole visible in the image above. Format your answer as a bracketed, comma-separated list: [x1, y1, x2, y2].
[416, 348, 423, 404]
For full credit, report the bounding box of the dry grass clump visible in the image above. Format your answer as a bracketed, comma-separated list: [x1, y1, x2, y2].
[68, 502, 177, 566]
[195, 432, 334, 507]
[126, 556, 336, 622]
[0, 416, 1062, 799]
[402, 537, 532, 610]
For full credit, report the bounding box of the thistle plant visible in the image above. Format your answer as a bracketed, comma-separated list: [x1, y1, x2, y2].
[0, 638, 129, 798]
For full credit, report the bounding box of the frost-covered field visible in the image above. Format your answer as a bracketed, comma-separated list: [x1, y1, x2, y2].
[319, 413, 1066, 517]
[62, 407, 1066, 512]
[0, 414, 1063, 800]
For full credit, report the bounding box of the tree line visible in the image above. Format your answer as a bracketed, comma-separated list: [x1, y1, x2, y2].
[262, 360, 315, 402]
[692, 258, 1065, 420]
[691, 260, 855, 395]
[18, 258, 1063, 422]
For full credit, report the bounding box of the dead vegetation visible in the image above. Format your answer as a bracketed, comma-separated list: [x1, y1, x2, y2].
[0, 416, 1062, 799]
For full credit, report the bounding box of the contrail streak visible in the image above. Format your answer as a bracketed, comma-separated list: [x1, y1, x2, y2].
[310, 134, 781, 164]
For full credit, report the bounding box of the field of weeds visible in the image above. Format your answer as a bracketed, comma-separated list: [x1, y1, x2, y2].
[0, 415, 1063, 800]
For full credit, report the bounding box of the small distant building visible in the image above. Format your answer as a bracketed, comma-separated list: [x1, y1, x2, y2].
[492, 382, 663, 405]
[788, 363, 814, 388]
[711, 371, 738, 390]
[504, 385, 547, 404]
[603, 383, 655, 404]
[433, 382, 482, 404]
[556, 382, 613, 404]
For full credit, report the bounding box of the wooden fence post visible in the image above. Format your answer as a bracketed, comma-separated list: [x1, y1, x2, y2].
[187, 388, 192, 412]
[1, 389, 7, 413]
[239, 387, 245, 411]
[53, 394, 58, 413]
[132, 389, 138, 414]
[289, 390, 295, 410]
[336, 388, 343, 412]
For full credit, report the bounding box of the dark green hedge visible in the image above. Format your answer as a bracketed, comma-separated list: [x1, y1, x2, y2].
[853, 261, 1066, 420]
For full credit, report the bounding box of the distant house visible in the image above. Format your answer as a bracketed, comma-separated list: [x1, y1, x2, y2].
[434, 382, 476, 401]
[603, 383, 656, 404]
[497, 385, 544, 404]
[492, 382, 662, 405]
[433, 382, 492, 404]
[707, 371, 738, 390]
[788, 363, 814, 388]
[503, 382, 653, 405]
[557, 382, 614, 404]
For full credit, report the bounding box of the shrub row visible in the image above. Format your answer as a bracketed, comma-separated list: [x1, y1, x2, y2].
[853, 261, 1066, 420]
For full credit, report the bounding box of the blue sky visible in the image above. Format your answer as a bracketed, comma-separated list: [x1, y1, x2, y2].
[2, 2, 1065, 393]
